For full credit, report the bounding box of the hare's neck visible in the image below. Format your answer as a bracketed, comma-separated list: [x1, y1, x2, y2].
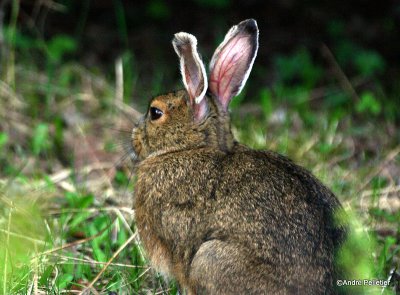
[207, 98, 235, 152]
[217, 113, 235, 152]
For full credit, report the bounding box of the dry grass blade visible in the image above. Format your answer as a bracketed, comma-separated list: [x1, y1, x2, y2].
[361, 185, 400, 198]
[114, 57, 142, 121]
[48, 206, 134, 216]
[321, 43, 360, 102]
[2, 211, 12, 295]
[39, 221, 114, 256]
[76, 125, 115, 192]
[79, 232, 137, 294]
[0, 228, 46, 245]
[358, 145, 400, 193]
[115, 57, 123, 104]
[47, 253, 145, 269]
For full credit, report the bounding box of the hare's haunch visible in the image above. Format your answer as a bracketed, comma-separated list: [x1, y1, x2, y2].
[131, 19, 346, 294]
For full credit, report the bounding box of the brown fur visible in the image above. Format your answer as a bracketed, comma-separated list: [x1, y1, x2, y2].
[132, 90, 346, 294]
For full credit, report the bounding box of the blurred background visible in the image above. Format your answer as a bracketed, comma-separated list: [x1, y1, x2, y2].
[2, 0, 400, 112]
[0, 0, 399, 294]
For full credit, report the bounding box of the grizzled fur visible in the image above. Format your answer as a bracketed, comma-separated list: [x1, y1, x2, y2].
[132, 20, 346, 294]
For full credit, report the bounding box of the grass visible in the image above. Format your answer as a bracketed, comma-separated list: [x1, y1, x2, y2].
[0, 5, 399, 294]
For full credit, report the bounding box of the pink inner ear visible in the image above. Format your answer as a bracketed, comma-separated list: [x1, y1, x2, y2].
[185, 63, 208, 121]
[210, 35, 252, 109]
[184, 64, 202, 99]
[173, 32, 209, 121]
[194, 97, 208, 122]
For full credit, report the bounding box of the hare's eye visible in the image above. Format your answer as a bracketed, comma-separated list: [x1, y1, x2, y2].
[149, 107, 163, 121]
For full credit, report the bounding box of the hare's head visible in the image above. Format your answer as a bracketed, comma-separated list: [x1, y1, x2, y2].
[132, 19, 259, 161]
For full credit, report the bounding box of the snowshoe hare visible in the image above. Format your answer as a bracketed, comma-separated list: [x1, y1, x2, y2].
[132, 19, 346, 294]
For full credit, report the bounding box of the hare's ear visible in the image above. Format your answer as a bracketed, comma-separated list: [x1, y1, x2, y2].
[209, 19, 259, 111]
[173, 32, 208, 121]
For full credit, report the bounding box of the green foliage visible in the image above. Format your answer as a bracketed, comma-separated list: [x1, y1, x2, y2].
[334, 40, 386, 78]
[3, 25, 38, 50]
[146, 0, 171, 20]
[354, 50, 386, 78]
[0, 133, 9, 150]
[229, 88, 246, 109]
[3, 27, 77, 65]
[114, 170, 130, 187]
[370, 207, 399, 224]
[0, 191, 49, 294]
[336, 210, 380, 294]
[356, 91, 382, 116]
[56, 273, 74, 291]
[275, 47, 323, 89]
[114, 0, 129, 45]
[194, 0, 231, 9]
[259, 88, 273, 118]
[65, 192, 94, 209]
[369, 206, 400, 280]
[120, 50, 138, 103]
[324, 91, 349, 110]
[54, 191, 150, 292]
[327, 19, 346, 38]
[32, 123, 50, 155]
[46, 35, 77, 63]
[376, 236, 398, 280]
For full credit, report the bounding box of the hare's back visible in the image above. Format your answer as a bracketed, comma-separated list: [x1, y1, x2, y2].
[225, 146, 340, 209]
[212, 146, 342, 266]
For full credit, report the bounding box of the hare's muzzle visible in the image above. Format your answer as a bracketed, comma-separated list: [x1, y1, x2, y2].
[130, 124, 145, 161]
